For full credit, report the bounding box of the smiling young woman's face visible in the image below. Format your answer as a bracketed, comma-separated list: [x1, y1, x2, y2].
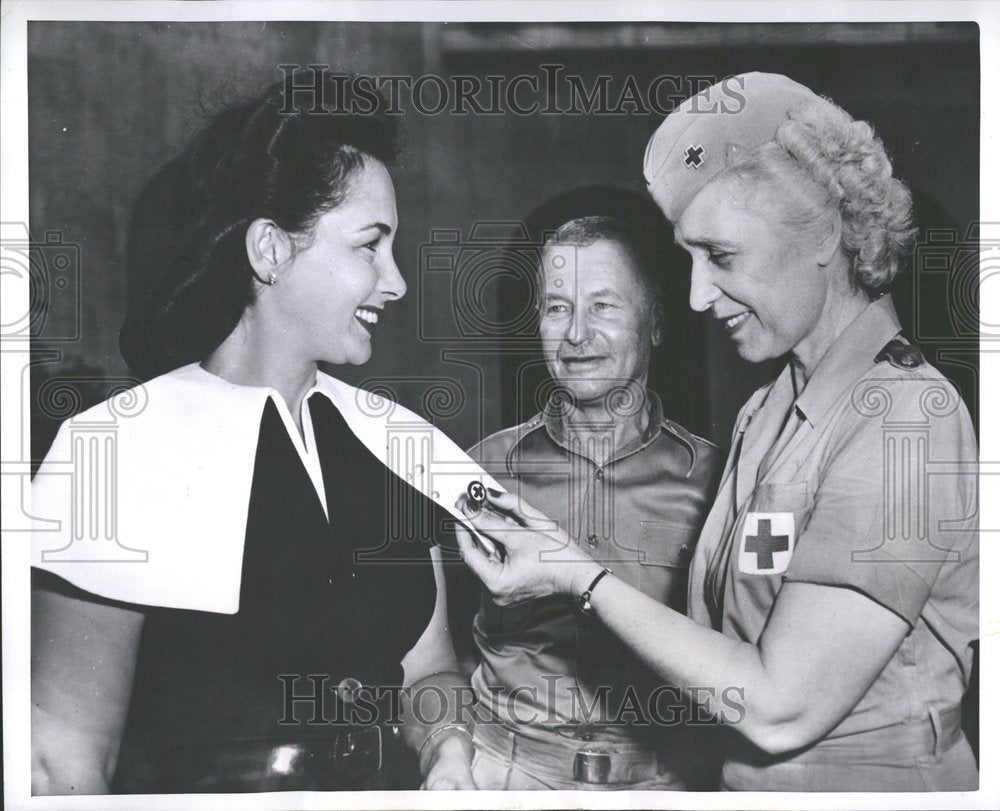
[271, 159, 406, 367]
[674, 174, 832, 366]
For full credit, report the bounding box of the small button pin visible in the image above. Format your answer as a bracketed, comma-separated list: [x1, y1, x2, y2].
[467, 480, 487, 507]
[337, 677, 363, 704]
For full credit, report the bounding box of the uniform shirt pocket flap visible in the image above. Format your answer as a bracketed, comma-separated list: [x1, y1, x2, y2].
[638, 521, 701, 568]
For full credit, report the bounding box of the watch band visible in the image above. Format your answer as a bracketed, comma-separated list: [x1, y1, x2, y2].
[576, 567, 612, 618]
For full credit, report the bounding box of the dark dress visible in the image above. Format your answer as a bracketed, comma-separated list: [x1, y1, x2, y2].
[110, 396, 440, 792]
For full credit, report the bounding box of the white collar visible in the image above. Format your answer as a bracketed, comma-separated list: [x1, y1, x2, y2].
[32, 364, 500, 613]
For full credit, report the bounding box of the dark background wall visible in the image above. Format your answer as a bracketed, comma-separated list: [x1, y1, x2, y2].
[28, 21, 980, 460]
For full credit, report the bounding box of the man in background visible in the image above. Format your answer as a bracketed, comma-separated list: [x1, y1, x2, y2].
[460, 215, 723, 789]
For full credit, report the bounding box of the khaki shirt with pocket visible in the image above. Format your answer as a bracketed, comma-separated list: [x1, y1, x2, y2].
[689, 295, 979, 791]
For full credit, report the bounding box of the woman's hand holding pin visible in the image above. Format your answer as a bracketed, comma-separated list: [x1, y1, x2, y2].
[453, 490, 604, 605]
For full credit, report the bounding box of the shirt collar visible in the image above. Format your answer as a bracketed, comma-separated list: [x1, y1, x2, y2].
[794, 294, 902, 427]
[539, 388, 698, 471]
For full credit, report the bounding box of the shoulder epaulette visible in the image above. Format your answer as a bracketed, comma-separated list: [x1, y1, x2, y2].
[876, 337, 925, 370]
[468, 413, 544, 454]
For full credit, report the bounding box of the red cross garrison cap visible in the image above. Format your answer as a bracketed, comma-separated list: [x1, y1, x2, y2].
[643, 72, 823, 222]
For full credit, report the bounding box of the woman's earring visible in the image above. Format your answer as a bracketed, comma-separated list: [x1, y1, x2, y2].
[251, 269, 280, 286]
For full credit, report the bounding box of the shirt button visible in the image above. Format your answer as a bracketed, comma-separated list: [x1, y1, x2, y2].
[679, 545, 691, 561]
[587, 534, 598, 547]
[595, 469, 605, 481]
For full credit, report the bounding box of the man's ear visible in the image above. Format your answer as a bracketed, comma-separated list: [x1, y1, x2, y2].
[245, 218, 293, 283]
[650, 302, 665, 347]
[816, 215, 843, 268]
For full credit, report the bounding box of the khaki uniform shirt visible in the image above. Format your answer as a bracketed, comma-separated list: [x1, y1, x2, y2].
[469, 393, 723, 749]
[689, 295, 978, 790]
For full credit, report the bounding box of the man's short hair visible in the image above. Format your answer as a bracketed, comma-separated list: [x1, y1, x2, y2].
[540, 215, 664, 306]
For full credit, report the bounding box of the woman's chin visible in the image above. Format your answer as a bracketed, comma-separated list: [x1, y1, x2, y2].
[734, 345, 763, 364]
[315, 342, 373, 368]
[732, 336, 778, 365]
[346, 344, 374, 366]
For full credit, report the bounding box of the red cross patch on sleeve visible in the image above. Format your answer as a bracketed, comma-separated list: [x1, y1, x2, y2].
[739, 512, 795, 575]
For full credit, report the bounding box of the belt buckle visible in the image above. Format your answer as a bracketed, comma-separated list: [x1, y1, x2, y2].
[573, 748, 612, 785]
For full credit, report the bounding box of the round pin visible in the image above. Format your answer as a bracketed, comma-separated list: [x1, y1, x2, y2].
[336, 677, 363, 705]
[466, 480, 487, 507]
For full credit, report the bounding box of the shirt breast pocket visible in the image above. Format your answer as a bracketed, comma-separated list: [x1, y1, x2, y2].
[636, 522, 699, 611]
[740, 481, 816, 576]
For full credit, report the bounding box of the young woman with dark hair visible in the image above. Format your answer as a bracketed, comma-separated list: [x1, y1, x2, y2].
[31, 76, 477, 794]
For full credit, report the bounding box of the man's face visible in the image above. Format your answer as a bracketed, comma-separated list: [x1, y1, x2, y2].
[539, 239, 662, 407]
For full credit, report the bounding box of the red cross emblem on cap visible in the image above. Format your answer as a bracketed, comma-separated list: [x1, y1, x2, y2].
[684, 144, 705, 169]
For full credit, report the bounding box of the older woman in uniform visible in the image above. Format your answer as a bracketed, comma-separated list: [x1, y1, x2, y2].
[456, 73, 978, 791]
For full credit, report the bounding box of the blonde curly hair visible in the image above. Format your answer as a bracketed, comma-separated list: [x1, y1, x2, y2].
[726, 98, 916, 294]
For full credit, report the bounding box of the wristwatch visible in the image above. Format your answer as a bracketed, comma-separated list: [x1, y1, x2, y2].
[575, 567, 612, 619]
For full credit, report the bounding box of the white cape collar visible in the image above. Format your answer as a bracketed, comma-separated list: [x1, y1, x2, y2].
[32, 363, 499, 613]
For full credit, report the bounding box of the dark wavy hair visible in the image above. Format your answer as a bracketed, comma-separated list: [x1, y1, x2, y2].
[119, 75, 398, 379]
